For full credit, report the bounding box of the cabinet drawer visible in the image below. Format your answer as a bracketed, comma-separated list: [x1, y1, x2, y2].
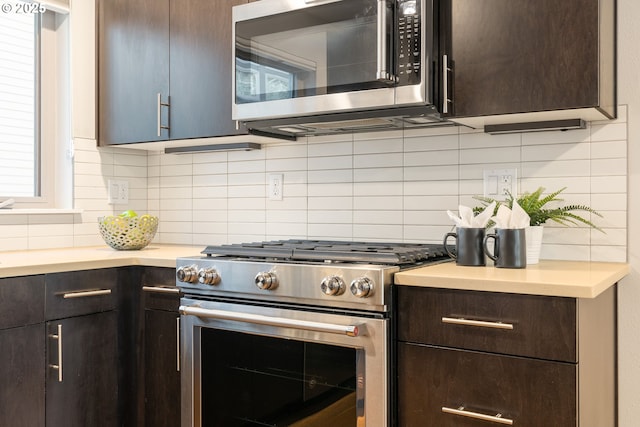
[45, 269, 118, 320]
[0, 275, 45, 329]
[141, 267, 181, 311]
[397, 287, 576, 361]
[397, 343, 577, 427]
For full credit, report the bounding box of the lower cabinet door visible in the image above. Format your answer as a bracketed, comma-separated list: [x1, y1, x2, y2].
[0, 324, 45, 427]
[397, 343, 577, 427]
[46, 311, 118, 427]
[144, 309, 180, 427]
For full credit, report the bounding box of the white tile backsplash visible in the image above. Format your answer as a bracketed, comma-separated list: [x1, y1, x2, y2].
[4, 108, 626, 262]
[353, 210, 403, 225]
[522, 127, 591, 145]
[354, 196, 403, 211]
[591, 158, 628, 176]
[590, 122, 628, 141]
[354, 167, 404, 182]
[521, 142, 590, 162]
[353, 136, 403, 154]
[404, 149, 459, 167]
[354, 152, 403, 169]
[591, 140, 627, 159]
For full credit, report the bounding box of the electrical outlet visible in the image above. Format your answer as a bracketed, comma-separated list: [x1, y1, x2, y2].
[268, 174, 283, 201]
[483, 169, 517, 200]
[108, 180, 129, 204]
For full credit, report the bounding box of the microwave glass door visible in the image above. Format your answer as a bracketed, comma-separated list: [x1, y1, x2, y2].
[200, 328, 360, 426]
[235, 0, 390, 104]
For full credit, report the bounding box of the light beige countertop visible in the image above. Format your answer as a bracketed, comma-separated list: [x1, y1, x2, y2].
[0, 246, 630, 299]
[395, 260, 630, 298]
[0, 244, 203, 278]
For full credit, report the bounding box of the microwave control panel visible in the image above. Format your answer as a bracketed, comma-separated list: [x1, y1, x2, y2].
[397, 0, 421, 86]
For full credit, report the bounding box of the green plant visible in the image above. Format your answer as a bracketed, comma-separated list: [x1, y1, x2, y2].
[473, 187, 604, 231]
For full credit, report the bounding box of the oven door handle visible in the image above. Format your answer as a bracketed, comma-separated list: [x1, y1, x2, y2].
[179, 305, 364, 337]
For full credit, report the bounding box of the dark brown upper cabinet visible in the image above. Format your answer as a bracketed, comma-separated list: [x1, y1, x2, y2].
[443, 0, 616, 127]
[98, 0, 249, 146]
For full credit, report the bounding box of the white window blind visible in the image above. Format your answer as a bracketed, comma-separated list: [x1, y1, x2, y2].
[0, 5, 37, 198]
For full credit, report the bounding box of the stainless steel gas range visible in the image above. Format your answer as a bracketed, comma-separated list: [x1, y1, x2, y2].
[176, 240, 449, 427]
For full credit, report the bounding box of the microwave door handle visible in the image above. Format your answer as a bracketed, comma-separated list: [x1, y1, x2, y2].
[376, 0, 396, 83]
[180, 305, 364, 337]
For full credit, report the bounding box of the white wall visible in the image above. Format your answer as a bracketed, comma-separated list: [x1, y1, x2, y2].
[615, 0, 640, 423]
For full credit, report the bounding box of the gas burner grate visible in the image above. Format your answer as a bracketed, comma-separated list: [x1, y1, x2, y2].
[202, 240, 449, 266]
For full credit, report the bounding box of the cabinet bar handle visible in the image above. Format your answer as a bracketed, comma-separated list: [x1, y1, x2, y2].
[142, 286, 181, 295]
[441, 316, 514, 330]
[442, 54, 451, 114]
[62, 289, 112, 299]
[48, 324, 63, 382]
[442, 406, 513, 425]
[176, 317, 180, 372]
[157, 93, 170, 137]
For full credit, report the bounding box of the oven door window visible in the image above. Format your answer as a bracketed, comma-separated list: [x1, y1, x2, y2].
[235, 0, 391, 104]
[201, 329, 359, 426]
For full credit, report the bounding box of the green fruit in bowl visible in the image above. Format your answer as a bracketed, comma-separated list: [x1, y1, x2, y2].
[119, 210, 138, 218]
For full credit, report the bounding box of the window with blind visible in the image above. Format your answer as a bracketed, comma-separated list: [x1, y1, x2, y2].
[0, 1, 72, 210]
[0, 6, 38, 198]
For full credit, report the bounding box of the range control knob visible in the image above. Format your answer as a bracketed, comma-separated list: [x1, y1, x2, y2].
[176, 265, 198, 283]
[198, 268, 220, 285]
[320, 275, 346, 296]
[255, 272, 278, 290]
[350, 277, 374, 298]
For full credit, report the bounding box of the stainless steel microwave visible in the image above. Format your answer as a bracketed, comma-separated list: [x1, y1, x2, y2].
[232, 0, 449, 138]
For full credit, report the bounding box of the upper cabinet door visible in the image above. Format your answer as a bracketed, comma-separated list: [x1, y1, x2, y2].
[98, 0, 249, 145]
[98, 0, 170, 145]
[448, 0, 615, 119]
[169, 0, 248, 139]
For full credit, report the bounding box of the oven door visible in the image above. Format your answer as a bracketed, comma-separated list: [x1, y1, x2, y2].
[180, 297, 390, 427]
[232, 0, 432, 122]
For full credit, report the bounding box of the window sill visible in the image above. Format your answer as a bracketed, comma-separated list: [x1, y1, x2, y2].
[0, 208, 83, 215]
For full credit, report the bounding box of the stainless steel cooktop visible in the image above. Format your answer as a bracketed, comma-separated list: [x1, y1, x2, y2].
[176, 240, 451, 312]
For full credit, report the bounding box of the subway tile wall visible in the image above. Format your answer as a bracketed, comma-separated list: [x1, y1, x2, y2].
[0, 107, 628, 262]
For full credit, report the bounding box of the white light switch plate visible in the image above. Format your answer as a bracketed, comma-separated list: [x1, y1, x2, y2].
[483, 169, 517, 200]
[108, 180, 129, 204]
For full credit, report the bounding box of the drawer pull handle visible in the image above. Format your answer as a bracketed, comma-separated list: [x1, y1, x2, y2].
[441, 316, 514, 330]
[142, 286, 181, 295]
[442, 406, 514, 425]
[62, 289, 112, 299]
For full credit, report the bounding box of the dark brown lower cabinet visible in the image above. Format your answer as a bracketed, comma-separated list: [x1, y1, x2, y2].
[396, 285, 616, 427]
[46, 311, 119, 427]
[0, 324, 46, 426]
[0, 275, 45, 426]
[141, 267, 181, 427]
[45, 269, 119, 427]
[0, 267, 182, 426]
[398, 343, 576, 426]
[143, 309, 180, 426]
